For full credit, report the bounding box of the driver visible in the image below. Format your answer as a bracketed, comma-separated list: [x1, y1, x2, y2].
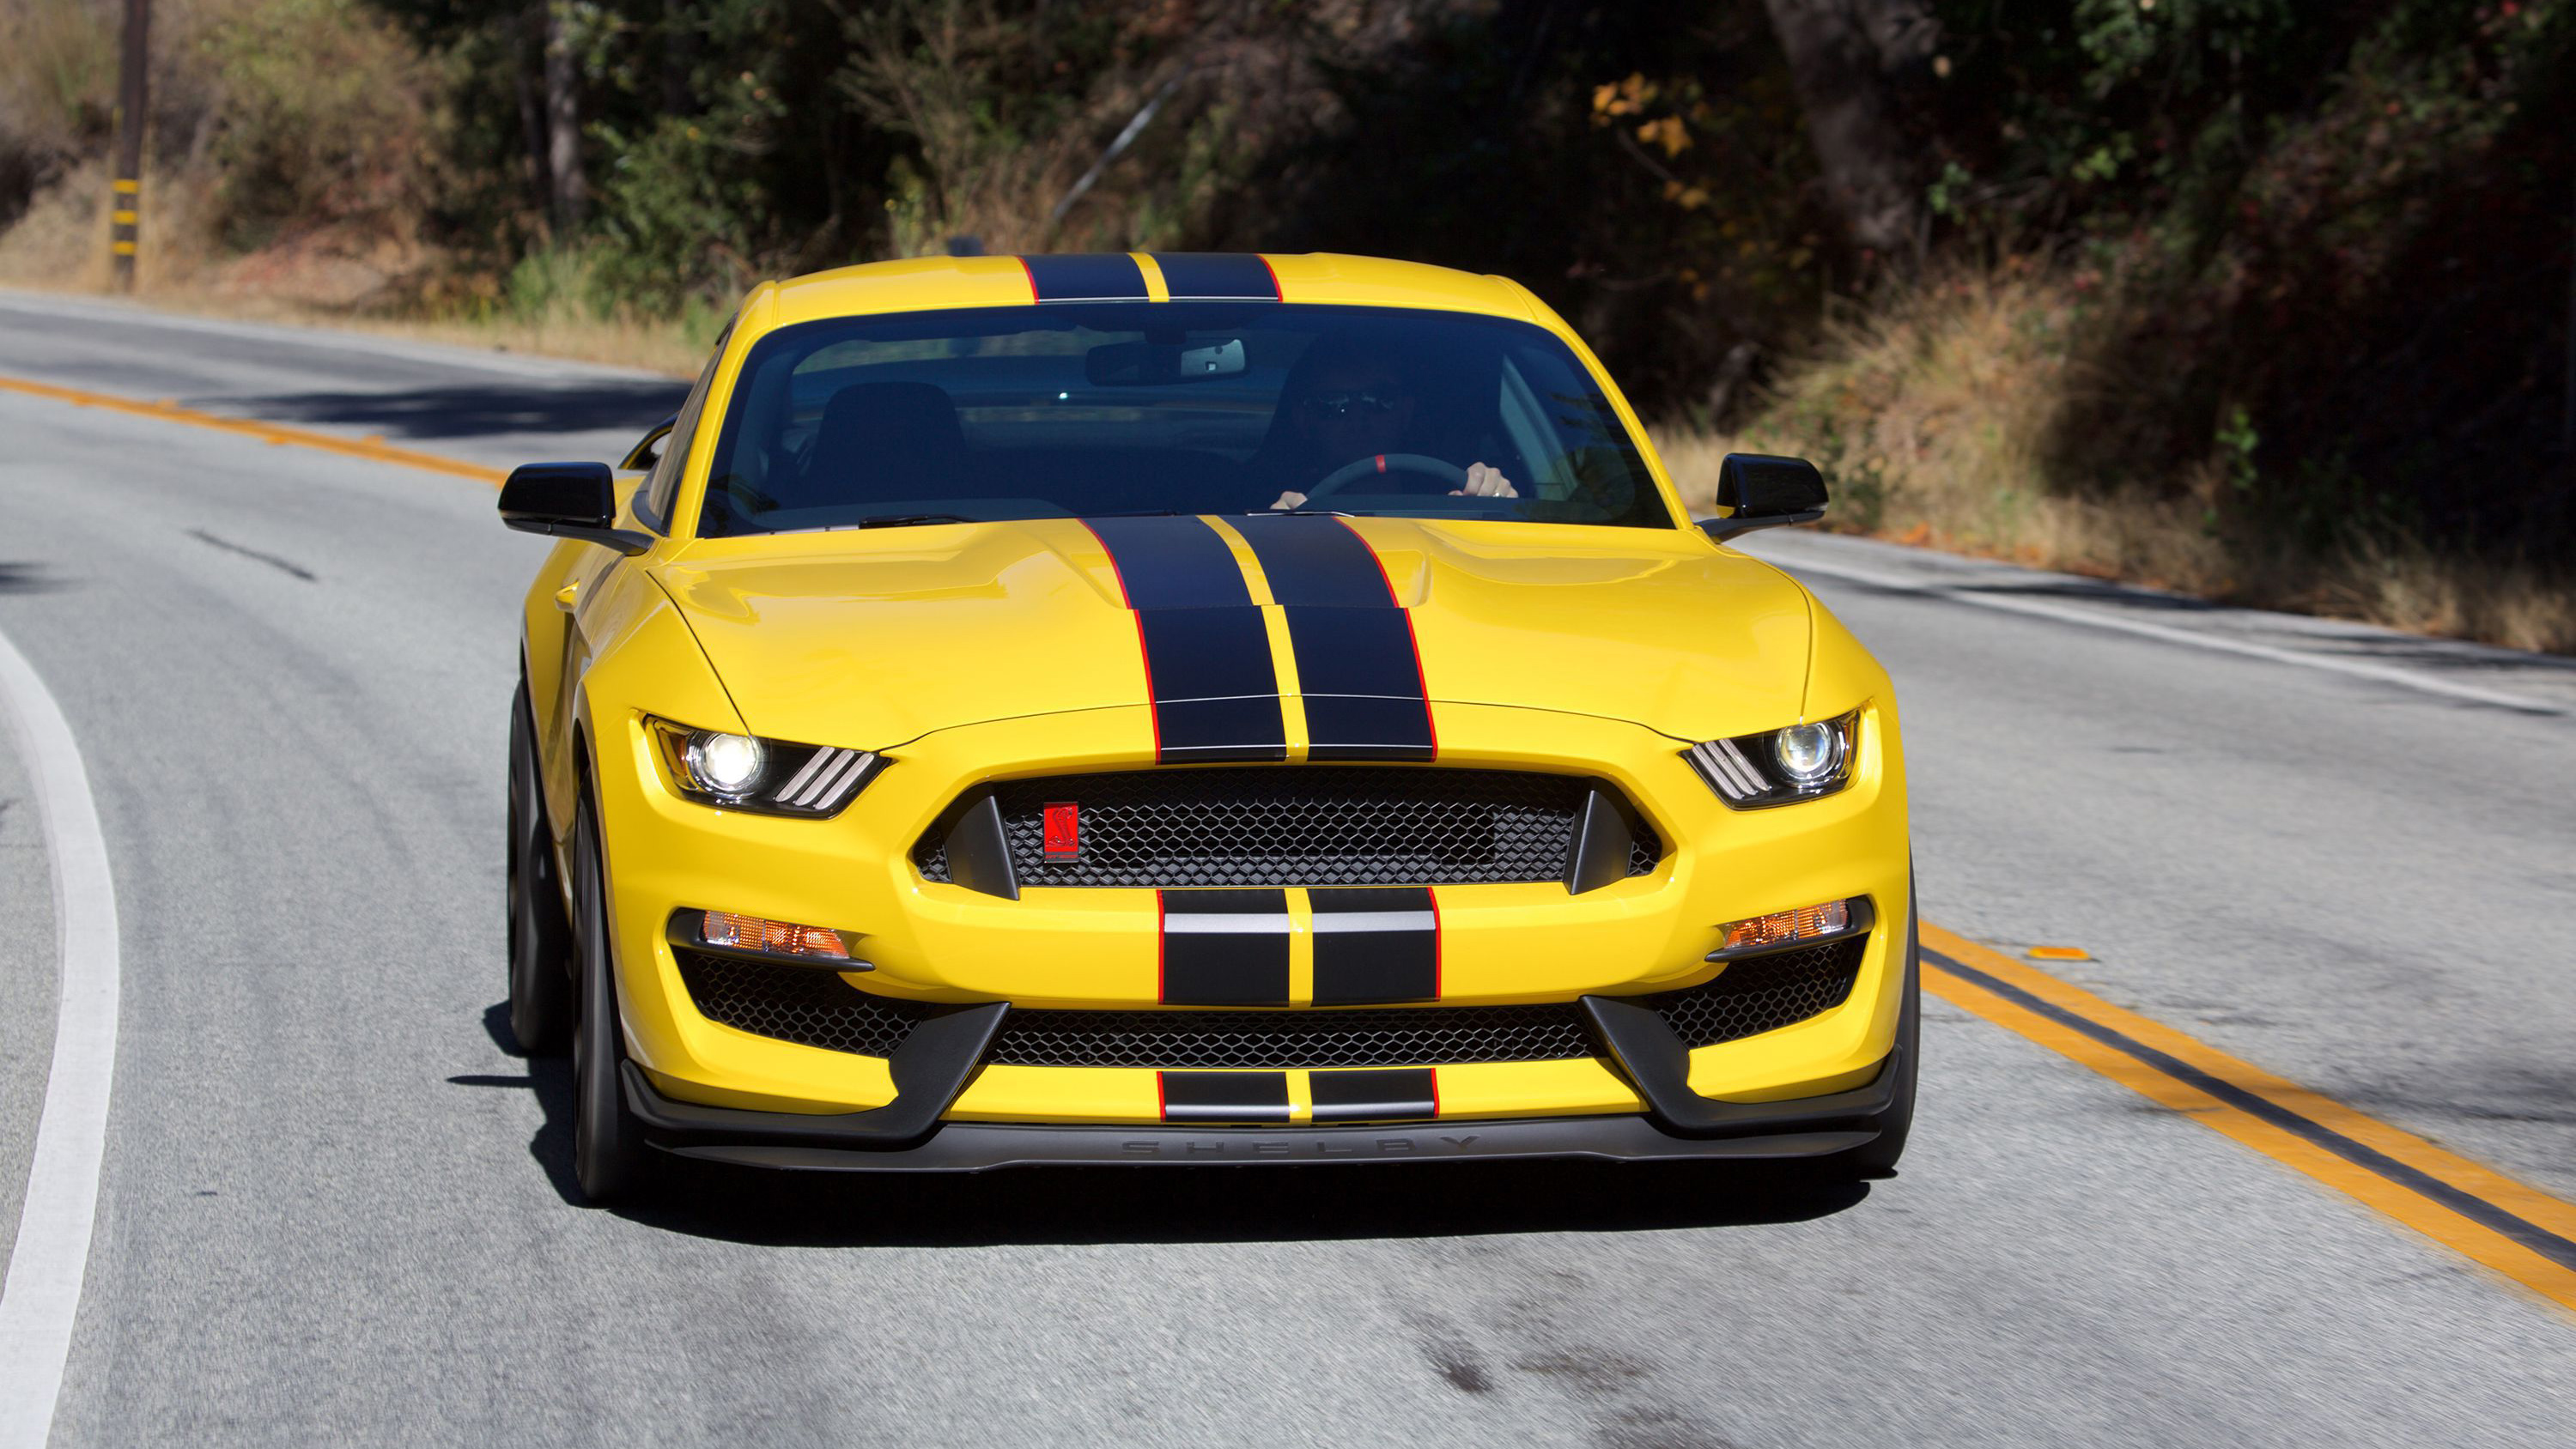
[1261, 337, 1520, 510]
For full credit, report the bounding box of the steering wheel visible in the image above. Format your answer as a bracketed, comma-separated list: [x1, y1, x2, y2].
[1304, 452, 1469, 500]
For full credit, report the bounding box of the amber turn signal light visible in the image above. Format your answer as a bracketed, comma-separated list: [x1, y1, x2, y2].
[701, 910, 850, 961]
[1712, 898, 1862, 958]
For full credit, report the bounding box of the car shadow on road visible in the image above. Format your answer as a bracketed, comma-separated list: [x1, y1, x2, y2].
[468, 1002, 589, 1204]
[223, 381, 688, 445]
[468, 1003, 1874, 1246]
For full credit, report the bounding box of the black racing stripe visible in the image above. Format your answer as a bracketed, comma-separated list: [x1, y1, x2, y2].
[1310, 887, 1439, 1005]
[1230, 514, 1434, 762]
[1160, 1070, 1294, 1124]
[1309, 1069, 1438, 1124]
[1085, 515, 1285, 762]
[1928, 949, 2576, 1275]
[1231, 512, 1395, 607]
[1023, 252, 1149, 302]
[1152, 252, 1280, 301]
[1287, 608, 1436, 761]
[1086, 515, 1251, 608]
[1161, 888, 1291, 1005]
[1135, 607, 1285, 760]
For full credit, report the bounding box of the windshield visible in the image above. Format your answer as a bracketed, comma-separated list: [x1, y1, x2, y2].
[695, 303, 1672, 536]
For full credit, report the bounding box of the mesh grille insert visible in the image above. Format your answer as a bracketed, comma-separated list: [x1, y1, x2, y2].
[676, 951, 921, 1058]
[1642, 937, 1866, 1049]
[676, 938, 1864, 1068]
[989, 1001, 1589, 1069]
[914, 766, 1661, 888]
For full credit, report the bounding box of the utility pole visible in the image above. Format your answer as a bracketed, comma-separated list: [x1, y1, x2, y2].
[110, 0, 150, 292]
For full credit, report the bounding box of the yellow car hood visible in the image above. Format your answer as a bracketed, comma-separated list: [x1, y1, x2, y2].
[655, 517, 1814, 748]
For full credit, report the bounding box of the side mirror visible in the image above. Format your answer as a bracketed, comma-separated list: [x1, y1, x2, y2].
[1697, 452, 1828, 543]
[620, 415, 677, 472]
[499, 462, 651, 555]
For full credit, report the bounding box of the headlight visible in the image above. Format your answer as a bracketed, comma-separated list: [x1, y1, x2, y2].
[647, 718, 886, 817]
[686, 732, 764, 794]
[1683, 709, 1859, 809]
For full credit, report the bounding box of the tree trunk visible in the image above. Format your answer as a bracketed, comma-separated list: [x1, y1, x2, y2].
[542, 0, 587, 232]
[514, 9, 553, 225]
[662, 0, 695, 117]
[1761, 0, 1937, 258]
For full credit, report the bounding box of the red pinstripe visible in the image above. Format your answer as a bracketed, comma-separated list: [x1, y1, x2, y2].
[1329, 515, 1438, 759]
[1075, 518, 1162, 758]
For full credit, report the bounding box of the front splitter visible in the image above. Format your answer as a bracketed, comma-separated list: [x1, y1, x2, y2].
[650, 1111, 1876, 1173]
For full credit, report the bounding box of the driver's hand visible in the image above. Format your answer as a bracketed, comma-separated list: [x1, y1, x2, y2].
[1452, 463, 1518, 499]
[1271, 491, 1307, 510]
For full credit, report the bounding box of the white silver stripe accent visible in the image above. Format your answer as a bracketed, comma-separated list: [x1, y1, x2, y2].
[1310, 910, 1437, 934]
[1687, 740, 1766, 800]
[791, 750, 872, 810]
[1711, 739, 1769, 797]
[774, 745, 841, 804]
[1163, 913, 1294, 935]
[810, 751, 878, 809]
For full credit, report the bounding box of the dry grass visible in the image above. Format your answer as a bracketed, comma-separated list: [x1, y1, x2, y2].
[0, 168, 708, 375]
[1650, 266, 2576, 656]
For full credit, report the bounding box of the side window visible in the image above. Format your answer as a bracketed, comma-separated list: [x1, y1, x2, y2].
[645, 323, 732, 524]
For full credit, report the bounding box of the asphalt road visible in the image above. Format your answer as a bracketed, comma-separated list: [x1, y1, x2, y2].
[3, 288, 2573, 1447]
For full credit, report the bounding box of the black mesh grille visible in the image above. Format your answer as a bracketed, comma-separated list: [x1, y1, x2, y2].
[989, 1002, 1589, 1069]
[1643, 938, 1866, 1049]
[914, 767, 1661, 888]
[676, 939, 1863, 1067]
[676, 952, 921, 1058]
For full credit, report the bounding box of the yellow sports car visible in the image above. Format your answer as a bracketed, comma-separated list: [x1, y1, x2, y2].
[500, 252, 1915, 1203]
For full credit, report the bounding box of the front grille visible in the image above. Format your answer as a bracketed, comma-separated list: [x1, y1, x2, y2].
[677, 937, 1863, 1068]
[914, 766, 1661, 888]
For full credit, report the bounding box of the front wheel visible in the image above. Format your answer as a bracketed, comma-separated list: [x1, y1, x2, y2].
[507, 682, 573, 1055]
[570, 794, 653, 1203]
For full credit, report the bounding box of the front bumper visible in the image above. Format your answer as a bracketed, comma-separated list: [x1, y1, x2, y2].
[620, 936, 1915, 1172]
[587, 696, 1911, 1131]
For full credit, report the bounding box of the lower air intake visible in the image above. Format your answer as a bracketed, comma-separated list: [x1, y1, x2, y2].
[677, 938, 1864, 1069]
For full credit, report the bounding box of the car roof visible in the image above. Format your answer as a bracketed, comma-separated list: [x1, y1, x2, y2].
[755, 252, 1543, 332]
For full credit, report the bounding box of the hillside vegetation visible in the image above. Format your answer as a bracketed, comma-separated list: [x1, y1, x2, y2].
[3, 0, 2569, 650]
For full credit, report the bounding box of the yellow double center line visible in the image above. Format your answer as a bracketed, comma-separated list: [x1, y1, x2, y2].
[0, 373, 507, 485]
[1924, 925, 2576, 1312]
[9, 367, 2576, 1313]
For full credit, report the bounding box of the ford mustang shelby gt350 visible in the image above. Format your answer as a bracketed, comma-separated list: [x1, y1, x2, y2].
[501, 252, 1915, 1202]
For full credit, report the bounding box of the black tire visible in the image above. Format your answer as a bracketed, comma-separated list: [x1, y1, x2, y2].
[507, 682, 574, 1056]
[570, 793, 653, 1203]
[1836, 899, 1920, 1177]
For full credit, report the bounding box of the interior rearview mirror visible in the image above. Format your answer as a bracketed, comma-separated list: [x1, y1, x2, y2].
[1698, 452, 1828, 543]
[499, 461, 651, 555]
[1084, 337, 1247, 386]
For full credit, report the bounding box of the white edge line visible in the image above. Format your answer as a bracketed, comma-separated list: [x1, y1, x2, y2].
[1773, 553, 2565, 716]
[0, 625, 120, 1449]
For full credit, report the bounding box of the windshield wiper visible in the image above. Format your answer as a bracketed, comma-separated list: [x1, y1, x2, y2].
[853, 512, 977, 529]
